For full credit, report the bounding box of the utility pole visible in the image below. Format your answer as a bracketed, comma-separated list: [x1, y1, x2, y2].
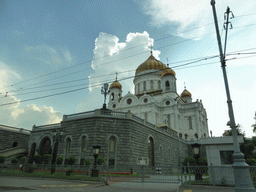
[210, 1, 255, 191]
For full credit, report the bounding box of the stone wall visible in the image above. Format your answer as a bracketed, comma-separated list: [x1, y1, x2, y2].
[0, 125, 30, 151]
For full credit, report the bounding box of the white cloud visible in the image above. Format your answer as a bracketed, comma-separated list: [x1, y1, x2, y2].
[77, 31, 159, 111]
[0, 61, 62, 130]
[139, 0, 256, 39]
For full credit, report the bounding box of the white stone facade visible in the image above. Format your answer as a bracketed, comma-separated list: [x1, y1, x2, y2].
[108, 54, 209, 141]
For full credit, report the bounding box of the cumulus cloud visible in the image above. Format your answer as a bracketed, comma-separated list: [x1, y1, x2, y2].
[77, 31, 160, 111]
[0, 61, 62, 130]
[139, 0, 256, 39]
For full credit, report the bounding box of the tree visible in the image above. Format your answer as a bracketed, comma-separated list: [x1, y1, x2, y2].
[43, 154, 52, 164]
[20, 157, 28, 164]
[0, 156, 6, 163]
[222, 124, 245, 136]
[252, 112, 256, 133]
[33, 154, 43, 164]
[96, 157, 105, 165]
[66, 156, 76, 165]
[56, 156, 64, 165]
[11, 158, 18, 164]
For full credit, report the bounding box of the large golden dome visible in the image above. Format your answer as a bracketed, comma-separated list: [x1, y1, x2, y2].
[161, 67, 176, 77]
[181, 89, 192, 97]
[110, 79, 122, 89]
[135, 54, 167, 75]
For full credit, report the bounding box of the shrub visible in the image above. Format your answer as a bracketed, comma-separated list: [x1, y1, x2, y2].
[11, 158, 18, 164]
[33, 154, 43, 164]
[43, 154, 52, 164]
[66, 156, 76, 165]
[96, 157, 105, 165]
[246, 158, 256, 166]
[25, 166, 36, 173]
[66, 169, 74, 176]
[182, 156, 196, 166]
[84, 159, 91, 166]
[0, 156, 6, 164]
[56, 156, 64, 165]
[198, 156, 208, 166]
[20, 157, 28, 164]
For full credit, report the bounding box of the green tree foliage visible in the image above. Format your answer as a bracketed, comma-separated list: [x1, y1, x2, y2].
[96, 157, 105, 165]
[56, 156, 64, 165]
[222, 125, 245, 136]
[0, 156, 6, 163]
[84, 159, 91, 166]
[43, 154, 52, 164]
[66, 156, 76, 165]
[252, 112, 256, 133]
[182, 156, 196, 166]
[197, 156, 208, 166]
[19, 157, 28, 164]
[11, 158, 18, 164]
[33, 154, 43, 164]
[246, 158, 256, 166]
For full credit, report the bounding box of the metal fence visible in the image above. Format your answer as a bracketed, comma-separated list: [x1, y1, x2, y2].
[1, 163, 256, 187]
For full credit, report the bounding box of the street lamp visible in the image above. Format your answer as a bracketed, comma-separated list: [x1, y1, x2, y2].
[91, 145, 101, 177]
[51, 128, 64, 174]
[191, 143, 202, 180]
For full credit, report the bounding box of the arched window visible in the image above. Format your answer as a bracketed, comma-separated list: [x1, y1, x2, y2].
[12, 142, 18, 148]
[158, 81, 161, 89]
[185, 134, 188, 139]
[150, 80, 154, 90]
[138, 83, 140, 93]
[40, 137, 52, 155]
[165, 81, 170, 90]
[195, 133, 198, 139]
[81, 136, 86, 152]
[189, 117, 193, 129]
[66, 137, 71, 152]
[143, 81, 146, 91]
[28, 143, 36, 164]
[111, 93, 114, 100]
[148, 137, 155, 166]
[179, 133, 182, 138]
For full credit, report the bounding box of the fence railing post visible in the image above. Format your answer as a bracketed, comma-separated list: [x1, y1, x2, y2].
[188, 163, 191, 185]
[210, 164, 215, 186]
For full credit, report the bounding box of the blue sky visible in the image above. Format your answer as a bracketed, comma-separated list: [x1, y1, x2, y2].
[0, 0, 255, 137]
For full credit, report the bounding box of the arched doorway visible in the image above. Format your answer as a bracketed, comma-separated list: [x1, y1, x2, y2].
[148, 137, 155, 167]
[39, 137, 52, 155]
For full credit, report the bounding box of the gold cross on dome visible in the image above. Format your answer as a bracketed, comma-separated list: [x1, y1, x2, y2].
[115, 72, 118, 80]
[150, 45, 153, 54]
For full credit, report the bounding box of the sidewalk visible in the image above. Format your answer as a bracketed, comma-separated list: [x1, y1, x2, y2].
[178, 185, 235, 192]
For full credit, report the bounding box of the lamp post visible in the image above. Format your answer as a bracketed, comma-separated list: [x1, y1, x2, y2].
[91, 145, 101, 177]
[51, 128, 64, 174]
[191, 143, 202, 180]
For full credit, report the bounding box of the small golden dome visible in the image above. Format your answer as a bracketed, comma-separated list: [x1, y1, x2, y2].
[110, 80, 122, 89]
[161, 67, 176, 77]
[135, 54, 167, 75]
[181, 89, 192, 97]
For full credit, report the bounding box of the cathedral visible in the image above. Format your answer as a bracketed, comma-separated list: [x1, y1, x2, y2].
[108, 51, 209, 141]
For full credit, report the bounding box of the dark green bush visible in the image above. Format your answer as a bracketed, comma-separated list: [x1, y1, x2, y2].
[96, 157, 105, 165]
[0, 156, 6, 163]
[66, 169, 74, 176]
[66, 156, 76, 165]
[11, 158, 18, 164]
[25, 166, 36, 173]
[33, 154, 43, 164]
[43, 154, 52, 164]
[182, 156, 196, 166]
[198, 156, 208, 166]
[246, 158, 256, 166]
[56, 156, 64, 165]
[20, 157, 28, 164]
[84, 159, 91, 166]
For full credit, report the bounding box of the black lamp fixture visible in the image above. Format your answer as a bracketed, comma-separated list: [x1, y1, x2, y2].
[191, 143, 202, 180]
[91, 145, 101, 177]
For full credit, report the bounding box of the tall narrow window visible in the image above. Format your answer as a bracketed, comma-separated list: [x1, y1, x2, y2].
[145, 112, 148, 121]
[138, 83, 140, 93]
[81, 136, 86, 152]
[189, 117, 193, 129]
[167, 114, 171, 127]
[150, 80, 154, 90]
[109, 136, 117, 168]
[66, 138, 71, 152]
[148, 137, 155, 166]
[165, 81, 170, 90]
[143, 81, 146, 91]
[160, 146, 163, 160]
[158, 81, 161, 89]
[111, 93, 114, 100]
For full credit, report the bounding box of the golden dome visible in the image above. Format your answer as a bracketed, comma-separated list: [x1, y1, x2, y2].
[161, 67, 176, 77]
[135, 54, 167, 75]
[110, 80, 122, 89]
[181, 89, 192, 97]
